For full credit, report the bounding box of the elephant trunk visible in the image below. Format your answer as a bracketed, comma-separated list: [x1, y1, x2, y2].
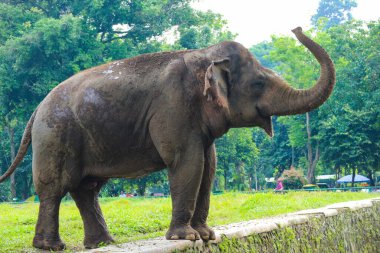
[266, 27, 335, 116]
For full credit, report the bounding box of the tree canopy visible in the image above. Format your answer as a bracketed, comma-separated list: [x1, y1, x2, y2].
[311, 0, 357, 29]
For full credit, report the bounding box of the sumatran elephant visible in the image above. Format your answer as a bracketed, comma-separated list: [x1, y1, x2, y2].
[0, 27, 335, 250]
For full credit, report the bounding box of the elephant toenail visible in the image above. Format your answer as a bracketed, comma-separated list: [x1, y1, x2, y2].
[202, 235, 209, 241]
[185, 234, 196, 240]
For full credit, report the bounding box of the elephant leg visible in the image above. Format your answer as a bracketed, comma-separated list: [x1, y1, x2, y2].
[70, 179, 114, 249]
[191, 144, 216, 241]
[165, 138, 204, 241]
[33, 195, 66, 251]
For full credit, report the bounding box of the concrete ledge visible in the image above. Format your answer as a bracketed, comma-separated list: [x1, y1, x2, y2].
[83, 197, 380, 253]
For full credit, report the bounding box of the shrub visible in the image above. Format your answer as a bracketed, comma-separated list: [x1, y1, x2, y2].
[280, 167, 307, 190]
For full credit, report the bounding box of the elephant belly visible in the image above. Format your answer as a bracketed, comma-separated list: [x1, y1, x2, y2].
[83, 145, 167, 179]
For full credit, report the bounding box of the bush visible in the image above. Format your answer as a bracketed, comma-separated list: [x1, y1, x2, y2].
[280, 167, 307, 190]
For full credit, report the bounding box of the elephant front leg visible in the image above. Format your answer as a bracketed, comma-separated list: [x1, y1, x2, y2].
[191, 144, 216, 241]
[165, 140, 204, 241]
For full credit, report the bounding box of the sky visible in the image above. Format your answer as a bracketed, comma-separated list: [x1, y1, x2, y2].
[192, 0, 380, 47]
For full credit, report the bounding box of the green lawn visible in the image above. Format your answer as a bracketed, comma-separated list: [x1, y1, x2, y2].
[0, 191, 379, 252]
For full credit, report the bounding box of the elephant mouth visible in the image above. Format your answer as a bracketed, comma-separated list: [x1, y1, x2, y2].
[256, 107, 273, 137]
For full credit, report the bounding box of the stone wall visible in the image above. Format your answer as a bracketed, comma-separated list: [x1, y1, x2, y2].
[85, 198, 380, 253]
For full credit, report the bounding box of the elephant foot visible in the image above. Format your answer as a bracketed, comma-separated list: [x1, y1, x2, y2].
[84, 234, 115, 249]
[165, 225, 200, 241]
[192, 224, 216, 241]
[33, 233, 66, 251]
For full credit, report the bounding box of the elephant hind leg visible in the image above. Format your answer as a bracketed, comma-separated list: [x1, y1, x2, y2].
[70, 179, 114, 249]
[33, 195, 66, 251]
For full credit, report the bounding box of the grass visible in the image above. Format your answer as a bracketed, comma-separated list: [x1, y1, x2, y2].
[0, 191, 379, 252]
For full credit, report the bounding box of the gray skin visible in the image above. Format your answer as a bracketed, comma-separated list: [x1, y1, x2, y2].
[0, 27, 335, 251]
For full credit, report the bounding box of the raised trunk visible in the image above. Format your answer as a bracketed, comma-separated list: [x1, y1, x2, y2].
[267, 27, 335, 116]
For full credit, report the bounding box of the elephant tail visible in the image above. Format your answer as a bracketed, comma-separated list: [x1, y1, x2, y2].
[0, 108, 38, 183]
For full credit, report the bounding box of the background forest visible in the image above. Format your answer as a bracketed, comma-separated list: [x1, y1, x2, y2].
[0, 0, 379, 200]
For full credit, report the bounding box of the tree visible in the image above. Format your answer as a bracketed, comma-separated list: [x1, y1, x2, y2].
[216, 128, 259, 191]
[0, 3, 44, 44]
[311, 0, 357, 29]
[102, 171, 168, 196]
[318, 20, 380, 184]
[249, 41, 277, 69]
[253, 118, 297, 180]
[176, 10, 235, 49]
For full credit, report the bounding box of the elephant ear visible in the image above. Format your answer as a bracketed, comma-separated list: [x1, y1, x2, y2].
[203, 58, 230, 108]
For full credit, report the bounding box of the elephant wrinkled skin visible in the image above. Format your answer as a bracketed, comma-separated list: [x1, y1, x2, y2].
[0, 27, 335, 250]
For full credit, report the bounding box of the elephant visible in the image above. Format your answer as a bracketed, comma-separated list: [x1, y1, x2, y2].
[0, 27, 335, 250]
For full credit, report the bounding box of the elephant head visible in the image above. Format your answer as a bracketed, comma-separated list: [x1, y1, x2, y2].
[186, 27, 335, 137]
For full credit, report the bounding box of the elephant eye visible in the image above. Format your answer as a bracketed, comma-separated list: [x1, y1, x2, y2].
[251, 80, 265, 89]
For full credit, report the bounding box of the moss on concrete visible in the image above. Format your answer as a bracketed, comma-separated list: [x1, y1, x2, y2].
[178, 201, 380, 253]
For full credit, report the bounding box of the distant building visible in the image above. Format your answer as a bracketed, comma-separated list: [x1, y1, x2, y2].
[316, 175, 336, 188]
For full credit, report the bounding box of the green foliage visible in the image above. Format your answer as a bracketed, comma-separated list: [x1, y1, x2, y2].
[249, 41, 277, 69]
[216, 128, 259, 191]
[101, 171, 169, 197]
[0, 15, 103, 112]
[0, 181, 10, 202]
[177, 10, 235, 49]
[311, 0, 357, 29]
[280, 167, 307, 189]
[253, 118, 299, 179]
[278, 115, 307, 147]
[318, 20, 380, 178]
[0, 3, 44, 44]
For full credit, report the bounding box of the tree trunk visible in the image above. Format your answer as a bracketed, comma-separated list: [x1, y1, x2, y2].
[28, 174, 34, 196]
[334, 164, 340, 188]
[291, 147, 295, 167]
[22, 173, 28, 199]
[367, 169, 374, 186]
[137, 179, 147, 196]
[0, 135, 2, 175]
[6, 127, 17, 199]
[235, 161, 245, 191]
[224, 162, 228, 191]
[351, 167, 356, 188]
[306, 113, 319, 184]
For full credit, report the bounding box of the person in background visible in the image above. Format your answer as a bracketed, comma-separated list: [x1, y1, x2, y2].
[275, 179, 284, 191]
